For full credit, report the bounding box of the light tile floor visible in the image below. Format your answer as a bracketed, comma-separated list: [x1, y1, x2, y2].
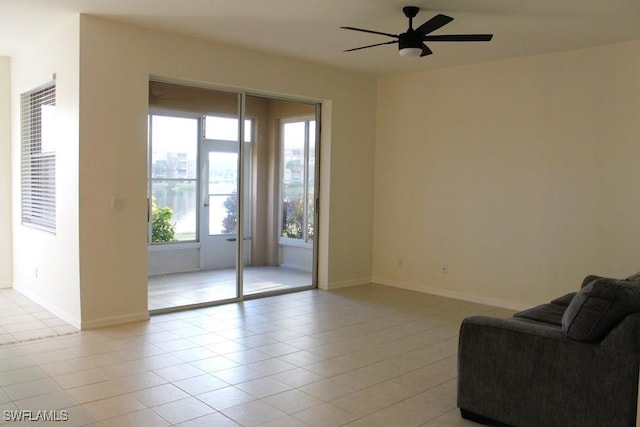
[148, 267, 313, 311]
[0, 284, 514, 426]
[0, 289, 78, 345]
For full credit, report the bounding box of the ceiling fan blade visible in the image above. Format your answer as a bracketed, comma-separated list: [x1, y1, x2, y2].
[344, 40, 398, 52]
[420, 44, 433, 57]
[423, 34, 493, 42]
[340, 26, 398, 39]
[415, 14, 454, 35]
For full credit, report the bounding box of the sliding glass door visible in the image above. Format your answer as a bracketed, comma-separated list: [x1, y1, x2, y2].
[241, 95, 318, 297]
[147, 83, 319, 312]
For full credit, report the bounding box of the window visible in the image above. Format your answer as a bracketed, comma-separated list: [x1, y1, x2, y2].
[280, 118, 316, 245]
[206, 150, 238, 235]
[148, 113, 252, 244]
[148, 114, 198, 243]
[204, 115, 251, 236]
[21, 82, 56, 233]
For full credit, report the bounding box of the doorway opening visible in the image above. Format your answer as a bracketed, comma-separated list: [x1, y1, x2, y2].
[147, 82, 319, 312]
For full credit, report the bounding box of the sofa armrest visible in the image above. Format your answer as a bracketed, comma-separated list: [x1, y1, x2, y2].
[461, 314, 566, 336]
[458, 315, 639, 427]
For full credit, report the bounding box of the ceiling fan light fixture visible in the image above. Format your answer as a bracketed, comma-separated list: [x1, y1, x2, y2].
[399, 47, 422, 57]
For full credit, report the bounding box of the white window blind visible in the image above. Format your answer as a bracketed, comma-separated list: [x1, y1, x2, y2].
[21, 82, 56, 232]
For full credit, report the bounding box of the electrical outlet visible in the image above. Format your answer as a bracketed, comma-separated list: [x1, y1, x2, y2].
[397, 258, 404, 268]
[441, 265, 448, 274]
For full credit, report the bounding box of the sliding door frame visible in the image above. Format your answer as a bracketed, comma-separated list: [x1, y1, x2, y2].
[148, 79, 322, 313]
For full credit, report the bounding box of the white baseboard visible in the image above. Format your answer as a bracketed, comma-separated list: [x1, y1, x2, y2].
[321, 276, 371, 291]
[0, 281, 11, 289]
[372, 276, 529, 312]
[81, 312, 150, 330]
[13, 284, 82, 329]
[12, 283, 149, 330]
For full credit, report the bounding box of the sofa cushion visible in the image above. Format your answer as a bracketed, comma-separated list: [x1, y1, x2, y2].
[550, 292, 576, 307]
[514, 303, 566, 326]
[562, 278, 640, 342]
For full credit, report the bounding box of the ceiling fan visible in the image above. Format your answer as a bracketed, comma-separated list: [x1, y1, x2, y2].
[341, 6, 493, 58]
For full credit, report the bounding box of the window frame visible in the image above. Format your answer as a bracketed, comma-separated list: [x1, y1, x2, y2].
[20, 81, 56, 233]
[147, 110, 201, 245]
[279, 116, 315, 247]
[147, 111, 253, 243]
[203, 113, 252, 237]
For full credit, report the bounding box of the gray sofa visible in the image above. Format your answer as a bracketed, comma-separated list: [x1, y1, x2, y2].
[457, 273, 640, 427]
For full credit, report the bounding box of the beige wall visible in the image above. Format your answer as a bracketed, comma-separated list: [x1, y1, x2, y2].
[10, 16, 82, 325]
[77, 16, 376, 326]
[373, 40, 640, 309]
[0, 57, 11, 288]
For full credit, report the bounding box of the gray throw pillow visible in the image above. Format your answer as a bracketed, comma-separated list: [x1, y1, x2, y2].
[562, 278, 640, 342]
[580, 274, 603, 288]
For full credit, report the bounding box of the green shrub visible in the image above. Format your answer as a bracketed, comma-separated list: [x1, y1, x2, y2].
[222, 191, 238, 234]
[151, 199, 176, 243]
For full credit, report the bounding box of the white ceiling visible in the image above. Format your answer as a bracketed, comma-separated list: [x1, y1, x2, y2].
[2, 0, 640, 76]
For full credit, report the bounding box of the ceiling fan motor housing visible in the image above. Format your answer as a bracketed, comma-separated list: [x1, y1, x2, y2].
[398, 31, 424, 50]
